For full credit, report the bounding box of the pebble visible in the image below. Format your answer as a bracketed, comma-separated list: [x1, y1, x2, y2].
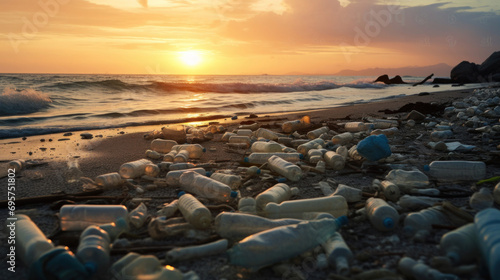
[63, 132, 73, 136]
[80, 132, 93, 139]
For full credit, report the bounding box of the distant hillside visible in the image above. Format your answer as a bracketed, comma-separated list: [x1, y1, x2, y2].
[334, 63, 452, 77]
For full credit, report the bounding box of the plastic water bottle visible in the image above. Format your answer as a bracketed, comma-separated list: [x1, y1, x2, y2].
[238, 197, 257, 215]
[228, 135, 251, 147]
[470, 188, 494, 210]
[356, 134, 392, 161]
[221, 132, 237, 142]
[7, 159, 24, 171]
[12, 214, 89, 280]
[178, 192, 213, 229]
[385, 169, 429, 190]
[170, 144, 205, 159]
[239, 122, 260, 130]
[210, 172, 242, 190]
[119, 159, 152, 179]
[228, 216, 348, 270]
[150, 139, 178, 153]
[76, 226, 111, 275]
[403, 206, 450, 237]
[398, 256, 459, 280]
[254, 128, 280, 140]
[66, 159, 83, 183]
[145, 149, 163, 160]
[397, 195, 442, 211]
[144, 163, 160, 177]
[282, 116, 310, 133]
[324, 151, 345, 170]
[214, 212, 303, 241]
[250, 141, 283, 153]
[440, 223, 478, 265]
[333, 184, 362, 203]
[179, 171, 238, 203]
[244, 152, 303, 165]
[165, 239, 228, 262]
[475, 208, 500, 280]
[267, 155, 303, 182]
[331, 132, 354, 145]
[111, 253, 183, 280]
[306, 126, 329, 139]
[173, 149, 190, 162]
[322, 232, 353, 276]
[163, 150, 178, 162]
[307, 148, 326, 164]
[165, 168, 206, 186]
[168, 162, 195, 171]
[59, 205, 129, 231]
[255, 183, 298, 212]
[263, 195, 348, 219]
[297, 138, 325, 155]
[370, 127, 398, 136]
[95, 172, 124, 189]
[365, 198, 399, 231]
[494, 182, 500, 205]
[424, 161, 486, 181]
[98, 217, 129, 241]
[344, 122, 372, 132]
[236, 129, 253, 136]
[379, 180, 401, 202]
[156, 199, 179, 217]
[128, 202, 148, 228]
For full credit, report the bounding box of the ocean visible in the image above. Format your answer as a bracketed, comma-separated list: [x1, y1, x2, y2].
[0, 74, 483, 139]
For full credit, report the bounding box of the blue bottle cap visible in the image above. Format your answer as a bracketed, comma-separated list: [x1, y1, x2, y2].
[205, 171, 212, 177]
[383, 217, 395, 229]
[31, 247, 89, 280]
[178, 191, 186, 198]
[255, 168, 261, 175]
[277, 177, 287, 183]
[202, 147, 206, 152]
[336, 215, 349, 227]
[298, 154, 304, 160]
[243, 157, 249, 163]
[423, 165, 430, 171]
[230, 191, 238, 198]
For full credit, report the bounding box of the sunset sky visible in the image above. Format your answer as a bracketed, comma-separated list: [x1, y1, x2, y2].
[1, 0, 499, 75]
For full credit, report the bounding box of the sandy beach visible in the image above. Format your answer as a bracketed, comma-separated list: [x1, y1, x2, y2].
[1, 85, 500, 280]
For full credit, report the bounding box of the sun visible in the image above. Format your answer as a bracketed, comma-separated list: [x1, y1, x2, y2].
[179, 50, 202, 67]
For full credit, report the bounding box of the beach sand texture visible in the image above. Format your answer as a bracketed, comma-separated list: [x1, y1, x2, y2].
[1, 86, 500, 280]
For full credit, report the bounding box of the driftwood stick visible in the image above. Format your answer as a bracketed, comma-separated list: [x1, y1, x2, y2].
[413, 73, 434, 86]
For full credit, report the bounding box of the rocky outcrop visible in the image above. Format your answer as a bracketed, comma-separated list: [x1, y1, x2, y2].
[374, 75, 407, 84]
[450, 51, 500, 83]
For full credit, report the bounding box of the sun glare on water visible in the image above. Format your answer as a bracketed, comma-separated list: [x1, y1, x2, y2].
[179, 50, 202, 67]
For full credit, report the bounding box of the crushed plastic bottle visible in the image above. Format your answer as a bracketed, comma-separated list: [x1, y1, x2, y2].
[263, 195, 348, 219]
[119, 159, 152, 179]
[424, 161, 486, 182]
[178, 192, 213, 229]
[440, 223, 478, 265]
[255, 183, 298, 212]
[66, 158, 83, 183]
[398, 256, 459, 280]
[474, 208, 500, 280]
[59, 205, 129, 231]
[267, 155, 303, 182]
[333, 184, 362, 203]
[12, 214, 89, 280]
[179, 171, 238, 203]
[238, 197, 257, 214]
[98, 217, 129, 241]
[470, 188, 494, 211]
[228, 216, 348, 270]
[129, 202, 148, 228]
[210, 172, 242, 190]
[403, 206, 450, 237]
[365, 198, 399, 231]
[324, 151, 346, 170]
[111, 253, 183, 280]
[322, 232, 353, 276]
[385, 169, 429, 190]
[166, 239, 228, 262]
[76, 226, 111, 275]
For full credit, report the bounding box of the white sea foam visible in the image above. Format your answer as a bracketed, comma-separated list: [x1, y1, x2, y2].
[0, 87, 52, 116]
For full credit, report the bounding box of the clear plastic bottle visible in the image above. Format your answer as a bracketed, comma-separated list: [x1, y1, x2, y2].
[306, 126, 329, 139]
[397, 195, 441, 211]
[128, 202, 148, 228]
[145, 149, 162, 160]
[370, 127, 398, 137]
[322, 232, 353, 276]
[424, 161, 486, 181]
[398, 256, 459, 280]
[144, 163, 160, 177]
[168, 162, 196, 171]
[163, 150, 178, 162]
[403, 206, 450, 237]
[170, 144, 205, 159]
[156, 199, 179, 217]
[228, 216, 348, 269]
[297, 138, 325, 155]
[98, 217, 129, 241]
[440, 223, 478, 265]
[178, 192, 213, 229]
[307, 148, 326, 164]
[179, 171, 238, 202]
[333, 184, 362, 203]
[474, 208, 500, 280]
[12, 214, 90, 280]
[250, 141, 283, 153]
[166, 168, 206, 186]
[331, 132, 354, 145]
[7, 159, 25, 171]
[210, 172, 242, 190]
[315, 160, 326, 173]
[244, 152, 303, 165]
[324, 151, 345, 170]
[254, 128, 280, 140]
[173, 149, 190, 163]
[112, 254, 183, 280]
[166, 239, 228, 262]
[356, 134, 392, 161]
[228, 135, 251, 147]
[238, 197, 257, 215]
[267, 155, 303, 182]
[263, 195, 348, 219]
[59, 205, 129, 231]
[365, 198, 399, 231]
[344, 122, 372, 132]
[236, 129, 253, 136]
[255, 183, 298, 212]
[119, 159, 152, 179]
[76, 226, 111, 275]
[150, 139, 178, 153]
[66, 159, 83, 183]
[470, 188, 494, 210]
[494, 182, 500, 205]
[95, 172, 124, 189]
[214, 212, 303, 241]
[380, 180, 401, 202]
[385, 169, 429, 190]
[282, 116, 311, 133]
[221, 132, 237, 142]
[239, 122, 260, 130]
